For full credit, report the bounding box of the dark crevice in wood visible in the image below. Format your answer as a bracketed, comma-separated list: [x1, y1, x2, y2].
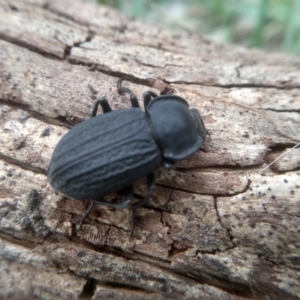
[140, 203, 170, 215]
[69, 54, 300, 92]
[194, 249, 218, 255]
[103, 225, 112, 245]
[64, 32, 95, 60]
[217, 178, 252, 198]
[78, 278, 97, 300]
[156, 182, 249, 198]
[175, 164, 263, 172]
[162, 78, 300, 90]
[97, 244, 172, 267]
[63, 209, 128, 235]
[0, 2, 94, 61]
[163, 189, 175, 213]
[0, 230, 43, 249]
[111, 247, 255, 298]
[99, 281, 149, 293]
[170, 263, 255, 299]
[86, 30, 95, 42]
[63, 45, 71, 59]
[70, 217, 77, 236]
[0, 33, 64, 60]
[0, 99, 76, 127]
[67, 56, 156, 88]
[211, 83, 300, 90]
[0, 229, 280, 299]
[0, 31, 94, 68]
[0, 153, 46, 175]
[268, 143, 300, 152]
[214, 196, 236, 246]
[167, 241, 193, 259]
[260, 107, 300, 113]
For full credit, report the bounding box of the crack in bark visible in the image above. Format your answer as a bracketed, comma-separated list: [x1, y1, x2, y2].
[168, 242, 193, 259]
[164, 189, 174, 211]
[1, 9, 299, 94]
[67, 57, 157, 89]
[162, 78, 300, 90]
[176, 165, 265, 172]
[78, 278, 96, 300]
[0, 230, 42, 249]
[0, 99, 75, 127]
[135, 58, 184, 70]
[65, 208, 130, 235]
[0, 228, 275, 299]
[157, 182, 249, 198]
[64, 31, 96, 60]
[0, 153, 46, 175]
[213, 180, 255, 244]
[259, 107, 300, 113]
[214, 196, 236, 247]
[0, 2, 92, 60]
[0, 33, 65, 59]
[92, 280, 151, 293]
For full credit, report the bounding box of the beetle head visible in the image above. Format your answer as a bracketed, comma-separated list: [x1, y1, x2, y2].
[146, 95, 206, 163]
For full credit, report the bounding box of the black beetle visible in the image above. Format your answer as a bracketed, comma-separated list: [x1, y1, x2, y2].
[48, 79, 206, 229]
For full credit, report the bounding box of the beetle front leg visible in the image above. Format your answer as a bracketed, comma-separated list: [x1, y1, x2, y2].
[91, 97, 112, 117]
[117, 78, 140, 108]
[143, 91, 158, 108]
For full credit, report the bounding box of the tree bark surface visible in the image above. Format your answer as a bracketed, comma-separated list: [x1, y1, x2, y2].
[0, 0, 300, 299]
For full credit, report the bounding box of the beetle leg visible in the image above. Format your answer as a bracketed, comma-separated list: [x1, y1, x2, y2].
[143, 91, 158, 108]
[78, 186, 134, 229]
[91, 98, 112, 117]
[163, 159, 175, 170]
[93, 185, 134, 209]
[132, 173, 155, 209]
[117, 78, 139, 108]
[78, 200, 95, 230]
[131, 173, 155, 236]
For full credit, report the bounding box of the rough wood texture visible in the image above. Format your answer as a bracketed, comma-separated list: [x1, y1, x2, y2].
[0, 0, 299, 299]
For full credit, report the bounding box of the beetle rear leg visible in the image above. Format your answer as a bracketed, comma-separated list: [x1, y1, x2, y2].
[132, 173, 155, 209]
[117, 78, 139, 108]
[131, 173, 155, 236]
[78, 200, 95, 230]
[143, 91, 158, 108]
[91, 97, 112, 117]
[78, 186, 134, 229]
[93, 185, 134, 209]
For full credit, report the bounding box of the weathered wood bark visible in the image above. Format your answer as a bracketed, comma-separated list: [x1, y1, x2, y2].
[0, 0, 300, 299]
